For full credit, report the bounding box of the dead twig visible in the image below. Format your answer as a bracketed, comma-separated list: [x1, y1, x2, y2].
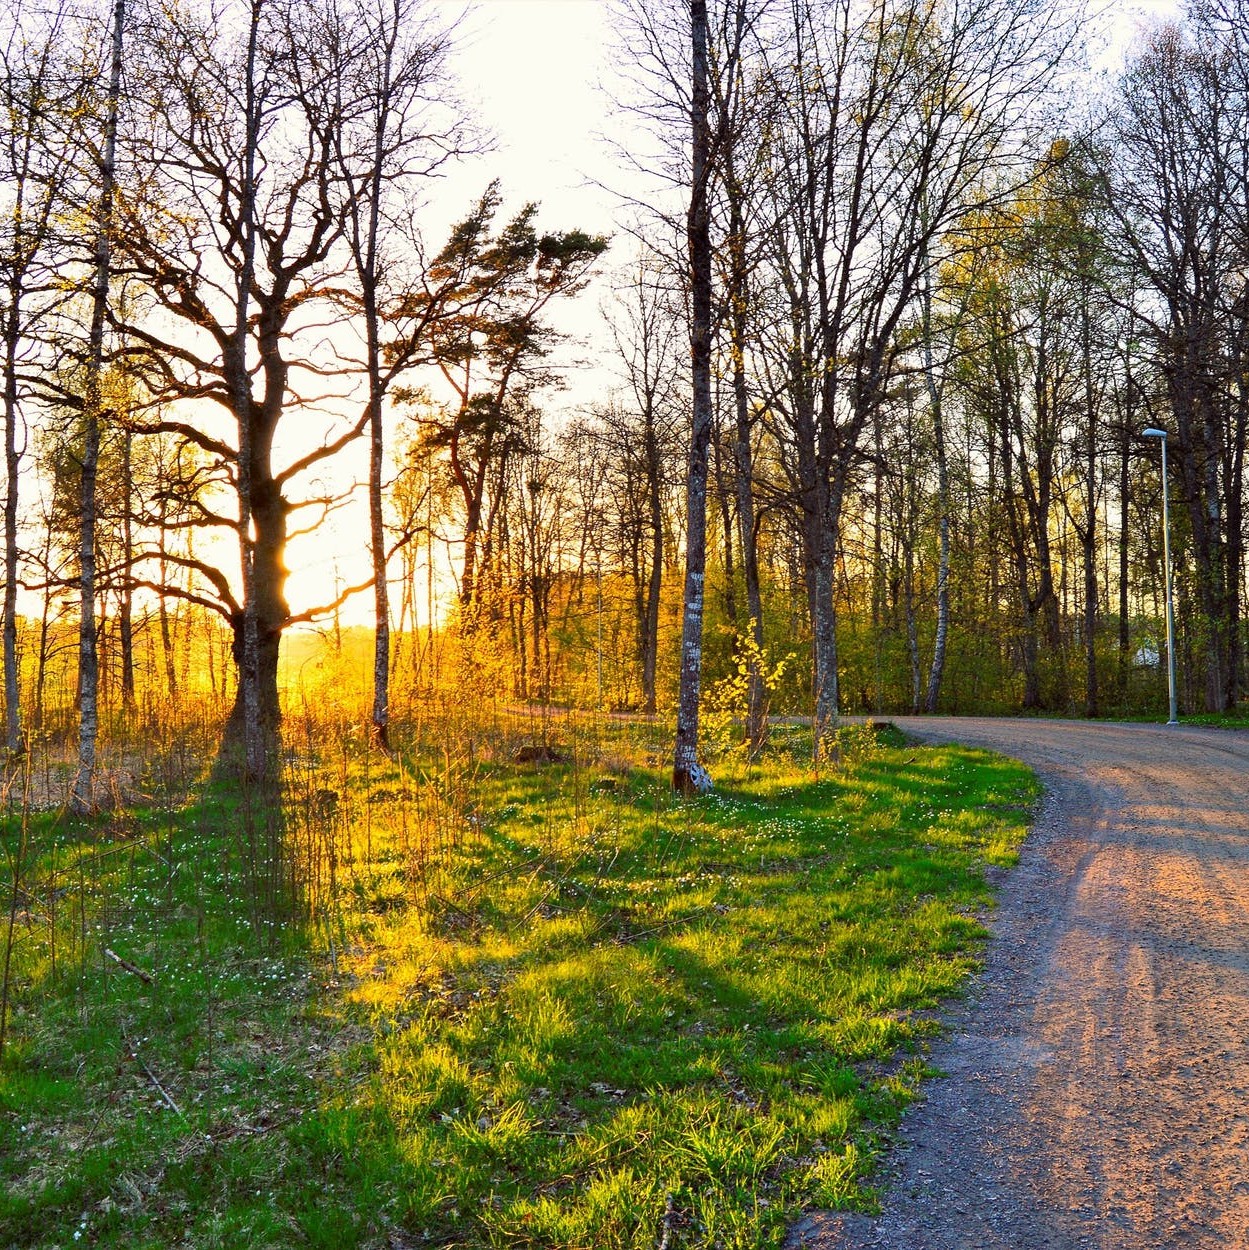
[120, 1020, 182, 1117]
[134, 1051, 182, 1116]
[104, 947, 154, 985]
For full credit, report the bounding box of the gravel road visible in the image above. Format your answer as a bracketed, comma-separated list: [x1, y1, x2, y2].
[788, 717, 1249, 1250]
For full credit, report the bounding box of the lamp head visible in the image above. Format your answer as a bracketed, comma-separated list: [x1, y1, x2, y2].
[1143, 428, 1168, 438]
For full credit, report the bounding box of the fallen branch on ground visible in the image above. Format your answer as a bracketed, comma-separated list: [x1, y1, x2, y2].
[104, 948, 154, 985]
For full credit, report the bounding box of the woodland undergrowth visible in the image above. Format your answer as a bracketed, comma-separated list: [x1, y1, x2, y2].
[0, 677, 1038, 1249]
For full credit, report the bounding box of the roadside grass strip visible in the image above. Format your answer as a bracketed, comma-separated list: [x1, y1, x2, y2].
[0, 728, 1037, 1248]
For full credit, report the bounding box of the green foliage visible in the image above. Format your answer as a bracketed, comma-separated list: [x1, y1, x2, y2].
[703, 631, 796, 758]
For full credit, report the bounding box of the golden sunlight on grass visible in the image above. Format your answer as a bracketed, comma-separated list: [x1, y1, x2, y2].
[0, 689, 1037, 1248]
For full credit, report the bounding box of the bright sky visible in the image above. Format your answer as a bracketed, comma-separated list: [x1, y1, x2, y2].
[289, 0, 1186, 628]
[446, 0, 622, 236]
[443, 0, 635, 401]
[287, 0, 627, 627]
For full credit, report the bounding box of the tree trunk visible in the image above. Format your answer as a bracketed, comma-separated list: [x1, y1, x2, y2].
[1172, 373, 1228, 713]
[730, 279, 766, 754]
[158, 520, 178, 699]
[673, 0, 712, 794]
[119, 427, 135, 707]
[921, 260, 951, 714]
[902, 407, 922, 715]
[221, 430, 288, 770]
[641, 456, 663, 714]
[1118, 410, 1130, 700]
[1021, 603, 1041, 710]
[926, 451, 952, 712]
[360, 16, 400, 753]
[367, 305, 390, 750]
[0, 6, 76, 755]
[220, 0, 272, 785]
[810, 526, 839, 757]
[458, 487, 484, 613]
[714, 431, 737, 628]
[905, 538, 921, 714]
[1223, 360, 1247, 709]
[1082, 301, 1098, 718]
[34, 536, 51, 735]
[72, 0, 125, 813]
[1083, 506, 1098, 717]
[2, 302, 21, 754]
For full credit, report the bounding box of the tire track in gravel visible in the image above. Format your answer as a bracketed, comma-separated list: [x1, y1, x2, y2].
[788, 719, 1249, 1250]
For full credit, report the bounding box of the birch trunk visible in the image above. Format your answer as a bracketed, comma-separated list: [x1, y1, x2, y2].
[361, 15, 398, 753]
[1117, 400, 1130, 699]
[728, 185, 766, 756]
[1082, 301, 1098, 718]
[673, 0, 713, 794]
[72, 0, 125, 813]
[119, 428, 135, 706]
[641, 446, 663, 713]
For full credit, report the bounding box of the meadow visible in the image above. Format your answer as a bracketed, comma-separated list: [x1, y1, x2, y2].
[0, 684, 1037, 1249]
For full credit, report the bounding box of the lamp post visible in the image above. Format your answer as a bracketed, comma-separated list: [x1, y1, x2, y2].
[1143, 428, 1178, 725]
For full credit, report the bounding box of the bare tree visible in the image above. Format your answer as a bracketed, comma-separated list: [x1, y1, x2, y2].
[1103, 14, 1249, 711]
[0, 2, 91, 754]
[919, 233, 962, 713]
[110, 0, 427, 778]
[671, 0, 715, 792]
[756, 0, 1076, 753]
[965, 195, 1076, 709]
[407, 186, 606, 618]
[71, 0, 125, 811]
[613, 0, 767, 786]
[603, 254, 684, 712]
[713, 9, 775, 755]
[317, 0, 469, 751]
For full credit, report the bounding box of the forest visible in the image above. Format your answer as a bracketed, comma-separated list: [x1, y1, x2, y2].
[1, 0, 1247, 801]
[2, 0, 1249, 1245]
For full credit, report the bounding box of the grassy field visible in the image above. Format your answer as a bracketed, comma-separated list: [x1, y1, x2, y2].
[0, 715, 1037, 1249]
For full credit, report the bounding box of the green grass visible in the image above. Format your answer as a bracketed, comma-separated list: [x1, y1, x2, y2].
[0, 719, 1038, 1249]
[1173, 710, 1249, 729]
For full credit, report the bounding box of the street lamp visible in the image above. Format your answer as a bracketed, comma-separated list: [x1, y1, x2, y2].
[1143, 428, 1178, 725]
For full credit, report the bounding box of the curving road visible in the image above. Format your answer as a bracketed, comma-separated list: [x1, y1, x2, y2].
[789, 717, 1249, 1250]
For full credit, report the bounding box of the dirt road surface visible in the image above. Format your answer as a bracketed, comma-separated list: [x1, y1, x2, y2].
[788, 717, 1249, 1250]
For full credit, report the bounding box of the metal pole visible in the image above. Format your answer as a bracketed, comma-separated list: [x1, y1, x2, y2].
[1143, 428, 1179, 724]
[1160, 435, 1178, 724]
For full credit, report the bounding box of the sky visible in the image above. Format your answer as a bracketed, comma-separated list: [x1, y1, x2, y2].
[288, 0, 1188, 628]
[440, 0, 1186, 228]
[443, 0, 622, 238]
[287, 0, 628, 627]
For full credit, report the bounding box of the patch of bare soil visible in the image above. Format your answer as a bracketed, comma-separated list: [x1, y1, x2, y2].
[789, 718, 1249, 1250]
